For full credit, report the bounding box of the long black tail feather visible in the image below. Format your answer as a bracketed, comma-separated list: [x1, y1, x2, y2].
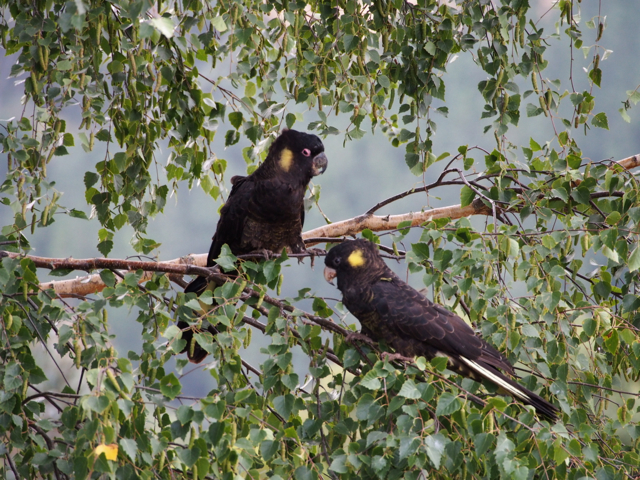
[460, 357, 559, 421]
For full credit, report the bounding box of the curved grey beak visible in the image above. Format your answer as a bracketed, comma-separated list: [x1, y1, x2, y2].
[324, 266, 337, 285]
[312, 152, 328, 176]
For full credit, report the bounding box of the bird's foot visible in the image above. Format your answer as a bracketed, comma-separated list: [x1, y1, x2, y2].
[346, 332, 376, 347]
[304, 247, 326, 267]
[381, 352, 414, 364]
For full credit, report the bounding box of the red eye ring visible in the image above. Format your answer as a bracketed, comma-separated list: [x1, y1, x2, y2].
[302, 148, 311, 157]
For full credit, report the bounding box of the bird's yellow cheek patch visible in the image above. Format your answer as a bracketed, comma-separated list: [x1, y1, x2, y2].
[348, 250, 366, 267]
[279, 148, 293, 171]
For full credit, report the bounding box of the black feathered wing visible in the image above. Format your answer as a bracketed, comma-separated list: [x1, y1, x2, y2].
[368, 276, 513, 373]
[367, 276, 558, 421]
[184, 176, 253, 295]
[207, 175, 253, 266]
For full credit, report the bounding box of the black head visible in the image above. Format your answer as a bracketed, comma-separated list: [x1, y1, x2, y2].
[265, 129, 328, 181]
[324, 239, 386, 289]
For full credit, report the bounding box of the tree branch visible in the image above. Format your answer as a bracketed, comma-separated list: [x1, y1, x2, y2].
[3, 151, 638, 298]
[302, 197, 492, 244]
[614, 153, 640, 170]
[0, 251, 210, 296]
[0, 199, 490, 297]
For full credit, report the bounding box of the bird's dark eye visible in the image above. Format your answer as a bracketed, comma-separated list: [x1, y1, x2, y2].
[302, 148, 311, 157]
[334, 257, 341, 265]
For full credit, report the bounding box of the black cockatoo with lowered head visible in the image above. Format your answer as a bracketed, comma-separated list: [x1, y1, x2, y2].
[323, 239, 558, 421]
[180, 129, 328, 363]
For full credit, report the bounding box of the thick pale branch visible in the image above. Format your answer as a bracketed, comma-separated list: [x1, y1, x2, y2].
[7, 151, 639, 297]
[1, 251, 208, 297]
[615, 153, 640, 170]
[303, 198, 491, 244]
[10, 200, 490, 296]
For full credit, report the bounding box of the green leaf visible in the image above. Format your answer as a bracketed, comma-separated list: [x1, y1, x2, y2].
[160, 373, 182, 400]
[485, 396, 508, 413]
[398, 379, 421, 399]
[620, 107, 631, 123]
[366, 431, 387, 447]
[343, 348, 361, 369]
[424, 433, 449, 469]
[273, 394, 294, 420]
[329, 454, 348, 474]
[211, 15, 227, 32]
[97, 240, 113, 257]
[150, 17, 175, 38]
[603, 329, 619, 354]
[592, 112, 609, 129]
[554, 439, 570, 464]
[570, 185, 592, 205]
[83, 396, 110, 414]
[430, 356, 449, 372]
[583, 316, 597, 337]
[225, 129, 240, 146]
[601, 245, 619, 263]
[84, 171, 99, 189]
[355, 394, 376, 421]
[228, 112, 243, 129]
[388, 396, 405, 413]
[286, 113, 297, 129]
[214, 244, 237, 271]
[49, 268, 74, 277]
[377, 74, 390, 89]
[605, 211, 621, 225]
[628, 246, 640, 272]
[589, 67, 602, 87]
[551, 187, 569, 202]
[119, 438, 137, 461]
[294, 466, 317, 480]
[176, 405, 194, 425]
[69, 209, 88, 220]
[460, 185, 476, 207]
[360, 370, 381, 390]
[435, 392, 461, 416]
[260, 440, 279, 461]
[62, 133, 75, 146]
[399, 435, 421, 460]
[3, 363, 22, 390]
[474, 433, 495, 457]
[178, 447, 200, 468]
[526, 103, 543, 117]
[567, 154, 582, 169]
[100, 270, 117, 287]
[542, 235, 557, 249]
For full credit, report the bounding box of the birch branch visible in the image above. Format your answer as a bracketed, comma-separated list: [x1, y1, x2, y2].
[6, 152, 639, 297]
[0, 252, 209, 297]
[615, 153, 640, 170]
[6, 200, 490, 297]
[302, 198, 491, 244]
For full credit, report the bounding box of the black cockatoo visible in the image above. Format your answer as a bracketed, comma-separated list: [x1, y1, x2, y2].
[323, 239, 558, 421]
[181, 129, 328, 362]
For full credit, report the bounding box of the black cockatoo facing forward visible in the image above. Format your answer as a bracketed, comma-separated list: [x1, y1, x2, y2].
[180, 129, 328, 363]
[323, 239, 558, 421]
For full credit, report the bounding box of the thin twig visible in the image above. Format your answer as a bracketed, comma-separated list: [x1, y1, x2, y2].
[4, 449, 21, 480]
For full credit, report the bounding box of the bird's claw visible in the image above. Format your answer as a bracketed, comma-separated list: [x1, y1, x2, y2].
[305, 247, 326, 267]
[381, 352, 414, 364]
[346, 332, 376, 347]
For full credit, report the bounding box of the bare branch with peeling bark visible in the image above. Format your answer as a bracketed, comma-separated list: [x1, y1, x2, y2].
[302, 197, 492, 244]
[3, 152, 638, 298]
